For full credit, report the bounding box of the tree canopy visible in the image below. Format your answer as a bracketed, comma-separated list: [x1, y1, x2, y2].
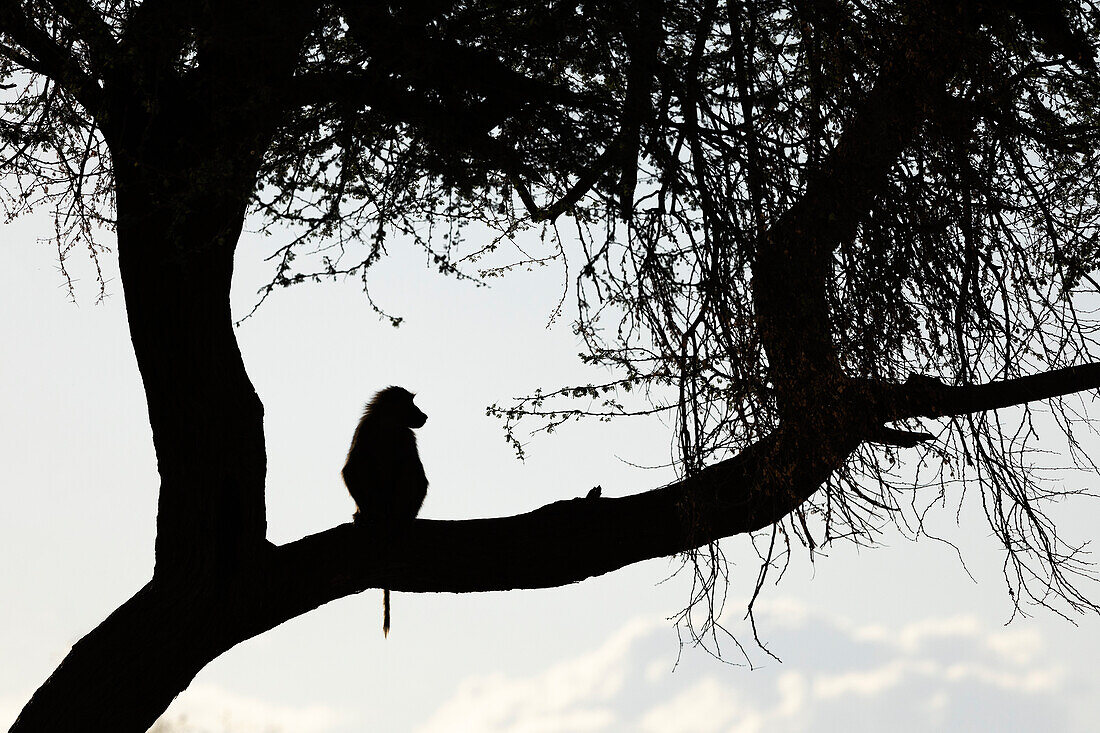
[5, 0, 1100, 730]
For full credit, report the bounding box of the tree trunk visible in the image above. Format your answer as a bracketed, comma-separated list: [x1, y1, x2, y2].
[11, 148, 271, 730]
[12, 5, 325, 720]
[113, 165, 269, 577]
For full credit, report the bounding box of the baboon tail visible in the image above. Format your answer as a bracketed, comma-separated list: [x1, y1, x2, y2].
[383, 588, 391, 637]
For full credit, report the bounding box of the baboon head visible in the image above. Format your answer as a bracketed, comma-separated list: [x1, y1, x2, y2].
[370, 386, 428, 428]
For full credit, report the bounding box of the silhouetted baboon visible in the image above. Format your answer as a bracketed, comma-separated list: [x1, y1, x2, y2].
[342, 386, 428, 636]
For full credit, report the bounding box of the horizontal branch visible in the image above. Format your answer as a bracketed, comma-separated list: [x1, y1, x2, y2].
[252, 421, 861, 637]
[867, 425, 936, 447]
[879, 362, 1100, 421]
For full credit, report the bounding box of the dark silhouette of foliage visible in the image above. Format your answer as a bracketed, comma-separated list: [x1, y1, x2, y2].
[4, 0, 1100, 730]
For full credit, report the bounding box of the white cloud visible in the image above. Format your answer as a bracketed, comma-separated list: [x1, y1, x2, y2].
[638, 677, 749, 733]
[984, 627, 1043, 665]
[773, 672, 808, 719]
[749, 597, 810, 630]
[644, 658, 669, 683]
[829, 612, 983, 653]
[893, 615, 982, 652]
[813, 659, 920, 699]
[418, 599, 1091, 733]
[801, 608, 1065, 704]
[150, 683, 349, 733]
[942, 662, 1063, 693]
[416, 617, 658, 733]
[638, 671, 809, 733]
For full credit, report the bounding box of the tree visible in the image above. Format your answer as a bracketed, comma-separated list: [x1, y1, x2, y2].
[4, 0, 1100, 729]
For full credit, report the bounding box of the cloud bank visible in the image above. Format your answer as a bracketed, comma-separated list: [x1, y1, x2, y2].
[416, 599, 1093, 733]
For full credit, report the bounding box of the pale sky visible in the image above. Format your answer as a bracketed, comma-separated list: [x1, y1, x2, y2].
[3, 207, 1100, 732]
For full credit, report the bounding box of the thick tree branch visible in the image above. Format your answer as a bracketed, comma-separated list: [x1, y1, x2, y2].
[866, 425, 936, 447]
[0, 0, 102, 109]
[876, 362, 1100, 421]
[754, 3, 974, 414]
[616, 0, 662, 218]
[997, 0, 1096, 70]
[0, 37, 45, 75]
[252, 419, 861, 635]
